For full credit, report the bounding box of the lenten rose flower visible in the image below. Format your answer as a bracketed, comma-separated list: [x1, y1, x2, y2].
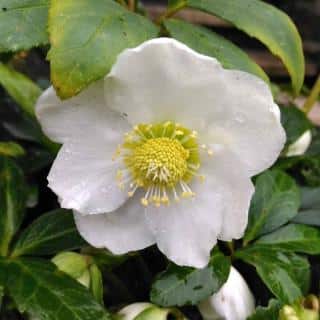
[36, 38, 285, 268]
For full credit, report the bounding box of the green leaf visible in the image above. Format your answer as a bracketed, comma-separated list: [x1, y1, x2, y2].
[165, 19, 268, 83]
[0, 0, 49, 52]
[179, 0, 304, 94]
[293, 187, 320, 226]
[1, 257, 111, 320]
[256, 224, 320, 255]
[0, 156, 27, 256]
[48, 0, 159, 99]
[248, 299, 282, 320]
[150, 250, 230, 307]
[0, 64, 59, 153]
[244, 170, 300, 244]
[11, 209, 86, 257]
[0, 142, 25, 158]
[236, 247, 309, 303]
[280, 106, 312, 146]
[0, 62, 42, 118]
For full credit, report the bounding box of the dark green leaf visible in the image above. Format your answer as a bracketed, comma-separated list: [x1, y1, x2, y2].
[280, 106, 312, 146]
[293, 209, 320, 227]
[0, 0, 49, 52]
[236, 247, 309, 303]
[244, 170, 300, 244]
[256, 224, 320, 255]
[0, 157, 27, 256]
[248, 299, 282, 320]
[165, 19, 268, 83]
[2, 257, 111, 320]
[0, 62, 42, 118]
[150, 250, 230, 307]
[300, 186, 320, 209]
[183, 0, 304, 94]
[48, 0, 159, 98]
[0, 142, 25, 158]
[292, 187, 320, 226]
[11, 209, 86, 257]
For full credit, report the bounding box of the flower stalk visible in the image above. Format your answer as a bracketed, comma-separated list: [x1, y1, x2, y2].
[302, 75, 320, 114]
[156, 2, 187, 25]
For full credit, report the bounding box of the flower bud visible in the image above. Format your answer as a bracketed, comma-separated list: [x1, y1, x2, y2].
[286, 130, 312, 157]
[52, 251, 104, 303]
[198, 266, 255, 320]
[279, 296, 320, 320]
[116, 302, 188, 320]
[52, 252, 90, 287]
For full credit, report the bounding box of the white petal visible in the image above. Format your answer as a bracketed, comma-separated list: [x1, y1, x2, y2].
[36, 80, 129, 144]
[105, 37, 221, 126]
[49, 140, 127, 215]
[286, 130, 312, 157]
[74, 195, 155, 254]
[105, 37, 285, 176]
[203, 70, 285, 176]
[145, 179, 224, 268]
[205, 148, 255, 241]
[198, 267, 255, 320]
[145, 149, 254, 268]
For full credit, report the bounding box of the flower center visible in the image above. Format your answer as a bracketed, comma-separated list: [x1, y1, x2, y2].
[131, 137, 189, 187]
[114, 121, 211, 207]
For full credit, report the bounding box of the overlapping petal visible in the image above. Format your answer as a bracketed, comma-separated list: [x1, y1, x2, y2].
[49, 142, 127, 214]
[36, 80, 129, 144]
[105, 38, 285, 176]
[144, 149, 253, 268]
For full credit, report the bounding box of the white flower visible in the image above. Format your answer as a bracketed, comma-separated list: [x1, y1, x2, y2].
[36, 38, 285, 268]
[198, 267, 255, 320]
[286, 130, 312, 157]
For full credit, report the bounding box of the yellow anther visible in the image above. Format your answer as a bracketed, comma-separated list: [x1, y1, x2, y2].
[141, 198, 149, 206]
[199, 175, 206, 183]
[207, 149, 213, 156]
[175, 130, 184, 136]
[128, 191, 134, 197]
[191, 130, 198, 138]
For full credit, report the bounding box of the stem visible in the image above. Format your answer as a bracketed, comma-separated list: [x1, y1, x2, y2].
[156, 2, 187, 25]
[127, 0, 135, 11]
[227, 241, 235, 256]
[302, 75, 320, 114]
